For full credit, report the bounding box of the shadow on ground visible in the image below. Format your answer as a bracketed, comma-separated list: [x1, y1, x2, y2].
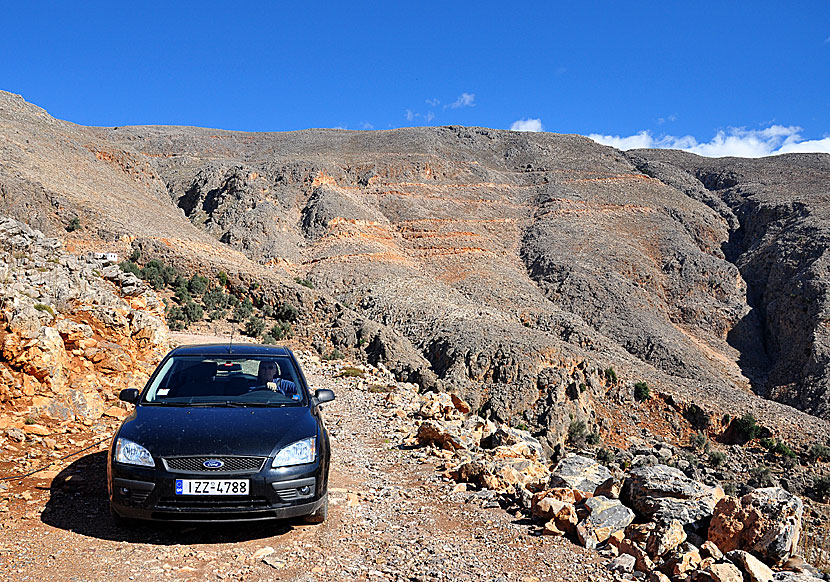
[40, 451, 297, 544]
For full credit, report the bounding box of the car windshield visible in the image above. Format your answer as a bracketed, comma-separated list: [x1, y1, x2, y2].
[142, 355, 307, 406]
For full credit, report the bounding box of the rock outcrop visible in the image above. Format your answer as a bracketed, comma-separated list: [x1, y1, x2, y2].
[0, 216, 169, 424]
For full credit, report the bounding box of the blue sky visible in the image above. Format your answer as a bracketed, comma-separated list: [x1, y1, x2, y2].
[2, 1, 829, 156]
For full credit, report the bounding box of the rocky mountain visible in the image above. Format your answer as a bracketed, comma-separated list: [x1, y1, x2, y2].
[1, 90, 830, 450]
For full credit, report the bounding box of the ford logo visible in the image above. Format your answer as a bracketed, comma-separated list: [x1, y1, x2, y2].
[203, 459, 224, 469]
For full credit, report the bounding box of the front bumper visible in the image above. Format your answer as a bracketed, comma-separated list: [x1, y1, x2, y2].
[109, 460, 328, 522]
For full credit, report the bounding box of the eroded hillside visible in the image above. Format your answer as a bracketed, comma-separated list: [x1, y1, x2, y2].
[2, 91, 830, 450]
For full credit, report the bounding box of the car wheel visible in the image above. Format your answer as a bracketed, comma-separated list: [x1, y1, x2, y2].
[303, 494, 328, 524]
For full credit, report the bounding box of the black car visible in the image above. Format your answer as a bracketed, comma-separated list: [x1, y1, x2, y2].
[107, 344, 334, 524]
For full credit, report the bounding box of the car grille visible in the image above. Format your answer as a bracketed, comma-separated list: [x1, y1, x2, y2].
[155, 497, 271, 510]
[162, 456, 266, 474]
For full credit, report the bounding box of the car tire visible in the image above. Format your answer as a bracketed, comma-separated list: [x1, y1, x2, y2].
[303, 493, 328, 524]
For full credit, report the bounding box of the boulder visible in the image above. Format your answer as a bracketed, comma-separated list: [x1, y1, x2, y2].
[607, 553, 636, 574]
[482, 425, 544, 460]
[695, 563, 744, 582]
[416, 420, 475, 451]
[771, 573, 825, 581]
[707, 488, 803, 566]
[646, 519, 687, 558]
[618, 539, 654, 572]
[623, 464, 724, 528]
[726, 550, 773, 582]
[576, 495, 635, 549]
[550, 454, 612, 494]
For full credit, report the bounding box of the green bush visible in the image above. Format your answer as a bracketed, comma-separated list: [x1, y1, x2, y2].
[633, 381, 651, 402]
[749, 465, 774, 487]
[129, 248, 141, 263]
[189, 275, 209, 295]
[203, 287, 230, 311]
[65, 216, 81, 232]
[209, 309, 227, 321]
[275, 303, 299, 322]
[596, 448, 615, 464]
[734, 413, 763, 442]
[567, 419, 586, 444]
[269, 321, 292, 340]
[760, 438, 797, 458]
[183, 301, 203, 323]
[604, 367, 618, 385]
[806, 443, 830, 463]
[167, 306, 187, 330]
[690, 431, 709, 451]
[294, 276, 314, 289]
[119, 261, 141, 277]
[174, 285, 191, 304]
[34, 303, 55, 317]
[813, 474, 830, 501]
[685, 403, 711, 430]
[217, 271, 229, 286]
[232, 297, 254, 322]
[244, 316, 265, 338]
[586, 432, 601, 446]
[708, 450, 727, 467]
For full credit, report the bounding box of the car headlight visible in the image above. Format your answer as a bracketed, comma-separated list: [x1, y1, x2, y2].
[272, 437, 316, 467]
[114, 438, 155, 467]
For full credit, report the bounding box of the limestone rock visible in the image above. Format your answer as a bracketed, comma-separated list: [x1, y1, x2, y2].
[623, 464, 723, 528]
[726, 550, 774, 582]
[576, 495, 634, 548]
[708, 487, 803, 566]
[550, 454, 612, 494]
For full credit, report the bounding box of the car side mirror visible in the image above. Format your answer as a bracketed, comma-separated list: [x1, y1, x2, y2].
[314, 389, 335, 404]
[119, 388, 140, 404]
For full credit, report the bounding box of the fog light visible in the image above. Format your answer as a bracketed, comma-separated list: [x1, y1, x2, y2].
[298, 486, 311, 496]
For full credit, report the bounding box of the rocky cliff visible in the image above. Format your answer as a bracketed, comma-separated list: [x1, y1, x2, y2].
[0, 216, 169, 424]
[1, 90, 830, 449]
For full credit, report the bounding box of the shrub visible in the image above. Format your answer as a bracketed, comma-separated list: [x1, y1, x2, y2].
[760, 438, 797, 458]
[244, 316, 265, 338]
[65, 216, 81, 232]
[209, 309, 227, 321]
[275, 303, 299, 322]
[129, 248, 141, 263]
[322, 349, 344, 361]
[34, 303, 55, 317]
[269, 321, 293, 340]
[567, 419, 586, 444]
[262, 303, 275, 318]
[183, 301, 203, 323]
[708, 450, 727, 467]
[232, 297, 254, 322]
[633, 381, 651, 402]
[733, 413, 763, 442]
[167, 306, 187, 330]
[813, 474, 830, 501]
[685, 403, 711, 430]
[604, 367, 618, 385]
[203, 286, 230, 311]
[174, 285, 191, 304]
[596, 448, 615, 464]
[749, 465, 774, 487]
[119, 260, 141, 277]
[217, 271, 229, 286]
[806, 443, 830, 463]
[189, 275, 209, 295]
[690, 431, 709, 451]
[586, 432, 601, 446]
[295, 276, 314, 289]
[338, 367, 366, 378]
[723, 481, 738, 496]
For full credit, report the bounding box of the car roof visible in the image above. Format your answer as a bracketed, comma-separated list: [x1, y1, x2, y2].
[168, 344, 294, 358]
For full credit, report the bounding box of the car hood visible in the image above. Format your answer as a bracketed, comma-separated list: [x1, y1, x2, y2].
[117, 405, 318, 458]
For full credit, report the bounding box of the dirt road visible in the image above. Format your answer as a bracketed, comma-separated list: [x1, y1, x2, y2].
[0, 353, 612, 582]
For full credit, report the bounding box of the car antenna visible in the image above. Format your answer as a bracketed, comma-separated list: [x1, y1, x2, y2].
[229, 328, 234, 353]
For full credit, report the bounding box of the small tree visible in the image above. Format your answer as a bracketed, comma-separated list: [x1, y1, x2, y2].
[244, 316, 265, 338]
[183, 301, 203, 323]
[633, 382, 651, 402]
[275, 303, 299, 322]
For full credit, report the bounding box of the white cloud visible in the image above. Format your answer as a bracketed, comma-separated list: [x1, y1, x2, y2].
[447, 92, 475, 109]
[510, 118, 544, 132]
[588, 125, 830, 158]
[425, 98, 440, 107]
[405, 109, 415, 122]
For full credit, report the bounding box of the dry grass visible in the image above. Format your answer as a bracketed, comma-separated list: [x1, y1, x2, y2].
[801, 518, 830, 573]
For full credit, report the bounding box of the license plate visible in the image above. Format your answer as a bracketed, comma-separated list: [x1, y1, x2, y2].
[175, 479, 249, 495]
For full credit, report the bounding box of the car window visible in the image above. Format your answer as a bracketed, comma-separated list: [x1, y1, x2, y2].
[143, 355, 306, 406]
